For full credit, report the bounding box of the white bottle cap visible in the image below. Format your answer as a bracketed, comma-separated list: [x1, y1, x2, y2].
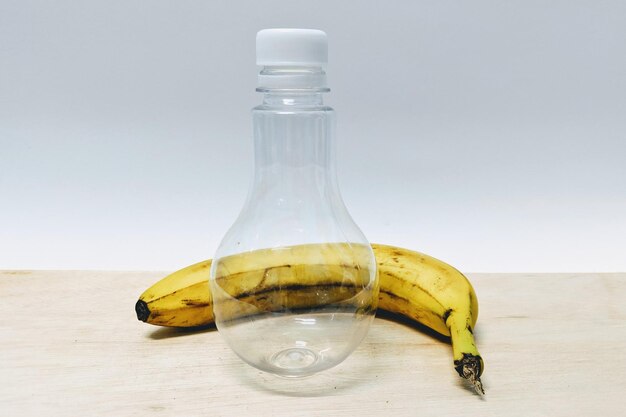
[256, 29, 328, 67]
[256, 29, 329, 91]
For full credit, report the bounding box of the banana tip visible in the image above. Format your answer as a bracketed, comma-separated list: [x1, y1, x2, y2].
[455, 353, 485, 395]
[135, 299, 150, 322]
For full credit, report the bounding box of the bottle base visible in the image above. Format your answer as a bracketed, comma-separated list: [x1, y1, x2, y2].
[218, 311, 374, 378]
[270, 347, 319, 373]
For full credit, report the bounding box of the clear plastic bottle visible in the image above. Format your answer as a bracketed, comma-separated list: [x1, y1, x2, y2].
[209, 29, 378, 377]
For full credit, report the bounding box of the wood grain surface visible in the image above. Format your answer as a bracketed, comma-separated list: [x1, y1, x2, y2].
[1, 271, 625, 416]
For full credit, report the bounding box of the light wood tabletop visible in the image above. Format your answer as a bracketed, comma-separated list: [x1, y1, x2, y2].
[1, 271, 624, 416]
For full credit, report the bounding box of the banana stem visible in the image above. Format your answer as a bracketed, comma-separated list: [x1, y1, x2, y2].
[448, 315, 485, 395]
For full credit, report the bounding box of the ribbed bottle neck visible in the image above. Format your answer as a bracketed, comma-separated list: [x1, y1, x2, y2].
[261, 91, 325, 107]
[257, 66, 329, 93]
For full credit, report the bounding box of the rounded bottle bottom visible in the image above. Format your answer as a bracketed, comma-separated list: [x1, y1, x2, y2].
[218, 312, 373, 377]
[270, 347, 319, 373]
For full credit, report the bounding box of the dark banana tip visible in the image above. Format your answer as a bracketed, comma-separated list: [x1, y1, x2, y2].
[454, 353, 485, 395]
[135, 299, 150, 322]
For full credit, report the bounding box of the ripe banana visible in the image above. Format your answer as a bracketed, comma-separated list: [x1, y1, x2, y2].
[135, 244, 484, 394]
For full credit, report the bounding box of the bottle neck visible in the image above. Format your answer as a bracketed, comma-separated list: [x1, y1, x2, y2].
[257, 66, 329, 92]
[261, 91, 325, 107]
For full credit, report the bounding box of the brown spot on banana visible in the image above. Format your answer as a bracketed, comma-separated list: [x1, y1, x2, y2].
[182, 300, 211, 307]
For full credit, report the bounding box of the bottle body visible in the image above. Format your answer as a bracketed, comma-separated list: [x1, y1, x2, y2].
[209, 92, 378, 377]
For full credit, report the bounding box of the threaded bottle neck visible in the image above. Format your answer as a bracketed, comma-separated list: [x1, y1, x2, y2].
[261, 91, 325, 107]
[257, 66, 329, 93]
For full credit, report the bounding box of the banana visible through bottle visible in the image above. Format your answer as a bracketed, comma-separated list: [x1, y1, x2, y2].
[211, 243, 376, 324]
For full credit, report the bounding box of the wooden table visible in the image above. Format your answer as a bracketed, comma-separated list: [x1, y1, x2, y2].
[1, 271, 624, 416]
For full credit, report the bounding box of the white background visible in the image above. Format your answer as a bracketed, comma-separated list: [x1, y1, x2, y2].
[1, 1, 625, 272]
